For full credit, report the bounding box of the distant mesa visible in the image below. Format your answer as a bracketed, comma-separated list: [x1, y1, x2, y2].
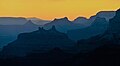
[72, 11, 115, 28]
[24, 20, 37, 26]
[51, 17, 71, 24]
[27, 17, 50, 26]
[96, 11, 115, 21]
[0, 17, 27, 25]
[0, 17, 50, 25]
[73, 17, 88, 23]
[73, 17, 90, 26]
[53, 17, 69, 21]
[89, 11, 115, 22]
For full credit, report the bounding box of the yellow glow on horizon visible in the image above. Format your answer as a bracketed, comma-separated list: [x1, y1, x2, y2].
[0, 0, 120, 20]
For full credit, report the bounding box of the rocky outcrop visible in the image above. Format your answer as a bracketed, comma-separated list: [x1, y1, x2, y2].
[1, 26, 75, 57]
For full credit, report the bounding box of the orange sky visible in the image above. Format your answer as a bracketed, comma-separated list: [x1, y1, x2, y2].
[0, 0, 120, 20]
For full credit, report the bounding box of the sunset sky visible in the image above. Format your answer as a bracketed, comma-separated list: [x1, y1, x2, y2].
[0, 0, 120, 20]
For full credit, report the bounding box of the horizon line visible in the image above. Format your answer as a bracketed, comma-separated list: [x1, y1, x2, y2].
[0, 9, 117, 21]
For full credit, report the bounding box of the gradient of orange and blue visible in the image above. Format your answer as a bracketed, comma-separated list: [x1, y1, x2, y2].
[0, 0, 120, 20]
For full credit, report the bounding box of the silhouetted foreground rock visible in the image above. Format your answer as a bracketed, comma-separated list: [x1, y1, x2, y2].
[60, 44, 120, 66]
[85, 44, 120, 66]
[0, 44, 120, 66]
[0, 48, 74, 66]
[1, 26, 75, 57]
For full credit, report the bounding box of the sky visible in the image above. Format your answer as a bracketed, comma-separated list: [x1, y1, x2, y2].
[0, 0, 120, 20]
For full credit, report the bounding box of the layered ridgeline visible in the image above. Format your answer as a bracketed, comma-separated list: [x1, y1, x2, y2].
[67, 11, 116, 41]
[0, 20, 40, 48]
[0, 17, 27, 25]
[27, 17, 50, 26]
[0, 11, 115, 48]
[44, 17, 85, 33]
[0, 17, 50, 48]
[44, 11, 115, 41]
[44, 11, 115, 33]
[0, 17, 50, 25]
[67, 17, 108, 41]
[89, 11, 115, 22]
[73, 11, 115, 26]
[66, 12, 120, 66]
[1, 26, 75, 57]
[76, 9, 120, 52]
[0, 9, 119, 66]
[0, 10, 119, 66]
[1, 8, 118, 57]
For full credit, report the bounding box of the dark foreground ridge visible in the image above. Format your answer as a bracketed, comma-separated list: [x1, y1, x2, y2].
[1, 26, 75, 57]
